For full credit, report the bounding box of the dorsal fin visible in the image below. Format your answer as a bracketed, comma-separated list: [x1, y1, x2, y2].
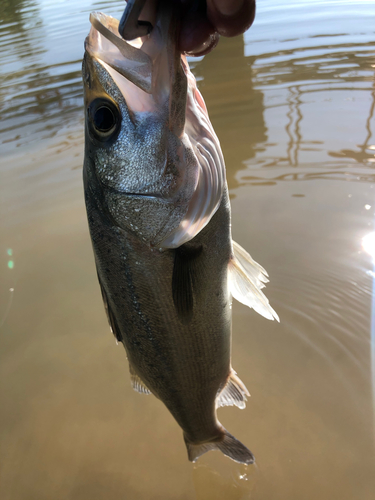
[172, 244, 203, 321]
[129, 363, 152, 395]
[216, 370, 250, 410]
[229, 241, 279, 322]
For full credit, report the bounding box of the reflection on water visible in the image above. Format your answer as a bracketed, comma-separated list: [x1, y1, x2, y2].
[363, 232, 375, 260]
[240, 1, 375, 187]
[330, 79, 375, 165]
[1, 0, 375, 499]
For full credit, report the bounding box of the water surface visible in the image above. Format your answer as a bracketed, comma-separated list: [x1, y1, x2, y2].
[1, 1, 375, 499]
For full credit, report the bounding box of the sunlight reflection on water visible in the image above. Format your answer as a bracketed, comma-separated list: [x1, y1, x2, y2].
[362, 231, 375, 425]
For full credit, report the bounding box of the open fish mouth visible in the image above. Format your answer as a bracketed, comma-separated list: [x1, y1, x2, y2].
[84, 7, 226, 249]
[85, 12, 153, 94]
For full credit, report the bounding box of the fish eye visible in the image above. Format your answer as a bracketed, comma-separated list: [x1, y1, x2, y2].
[94, 106, 115, 132]
[88, 98, 121, 142]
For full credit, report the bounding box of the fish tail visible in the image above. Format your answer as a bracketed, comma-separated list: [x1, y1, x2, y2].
[184, 429, 255, 465]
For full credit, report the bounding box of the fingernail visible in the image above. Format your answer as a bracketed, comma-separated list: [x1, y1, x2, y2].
[214, 0, 244, 16]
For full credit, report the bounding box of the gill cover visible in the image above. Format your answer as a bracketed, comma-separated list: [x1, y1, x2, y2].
[84, 3, 225, 248]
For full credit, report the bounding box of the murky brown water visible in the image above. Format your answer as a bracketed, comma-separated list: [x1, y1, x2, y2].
[1, 0, 375, 498]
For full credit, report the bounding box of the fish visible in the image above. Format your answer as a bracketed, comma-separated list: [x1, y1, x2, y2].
[82, 1, 278, 465]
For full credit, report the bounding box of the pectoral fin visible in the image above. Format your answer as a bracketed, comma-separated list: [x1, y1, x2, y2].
[172, 244, 203, 321]
[229, 241, 279, 322]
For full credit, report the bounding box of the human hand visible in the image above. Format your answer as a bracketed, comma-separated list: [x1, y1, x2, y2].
[178, 0, 256, 56]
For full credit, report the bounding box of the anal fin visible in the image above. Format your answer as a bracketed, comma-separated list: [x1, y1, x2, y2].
[216, 370, 250, 410]
[129, 363, 152, 395]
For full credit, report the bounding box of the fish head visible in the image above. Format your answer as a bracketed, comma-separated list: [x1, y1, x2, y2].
[83, 4, 225, 248]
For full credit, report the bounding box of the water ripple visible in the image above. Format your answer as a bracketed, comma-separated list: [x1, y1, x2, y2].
[272, 267, 372, 391]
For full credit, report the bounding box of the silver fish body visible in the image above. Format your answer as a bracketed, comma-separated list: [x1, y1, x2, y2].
[83, 3, 278, 464]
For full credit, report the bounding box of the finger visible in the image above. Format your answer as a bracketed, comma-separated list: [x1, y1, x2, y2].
[207, 0, 256, 37]
[178, 9, 218, 55]
[139, 0, 157, 26]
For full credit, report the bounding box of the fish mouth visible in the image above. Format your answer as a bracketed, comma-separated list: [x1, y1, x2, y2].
[85, 11, 153, 94]
[86, 7, 187, 136]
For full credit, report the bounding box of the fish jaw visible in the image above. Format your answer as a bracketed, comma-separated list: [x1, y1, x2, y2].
[83, 6, 226, 248]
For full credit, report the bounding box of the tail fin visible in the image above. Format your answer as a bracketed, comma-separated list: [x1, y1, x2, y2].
[184, 429, 255, 465]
